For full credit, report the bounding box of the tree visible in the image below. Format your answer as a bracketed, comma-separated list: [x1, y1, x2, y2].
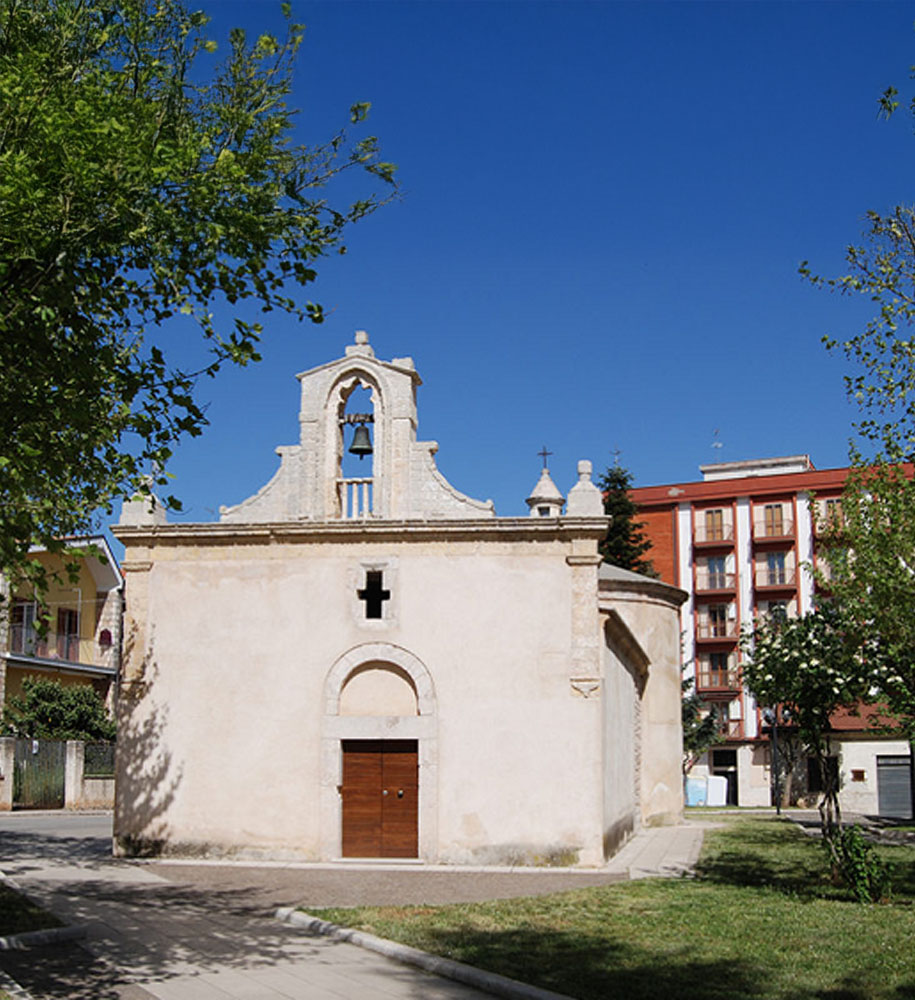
[2, 677, 116, 741]
[681, 671, 720, 775]
[741, 606, 868, 843]
[818, 465, 915, 744]
[0, 0, 396, 590]
[802, 67, 915, 793]
[598, 464, 655, 575]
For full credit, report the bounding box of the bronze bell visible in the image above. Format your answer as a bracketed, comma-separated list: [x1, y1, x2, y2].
[349, 423, 373, 459]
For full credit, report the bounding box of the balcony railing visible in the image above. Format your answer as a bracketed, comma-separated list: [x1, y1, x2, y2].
[752, 517, 794, 540]
[337, 477, 374, 519]
[719, 718, 744, 739]
[8, 626, 94, 664]
[754, 567, 797, 589]
[696, 667, 741, 691]
[696, 621, 739, 640]
[694, 522, 734, 545]
[695, 572, 736, 592]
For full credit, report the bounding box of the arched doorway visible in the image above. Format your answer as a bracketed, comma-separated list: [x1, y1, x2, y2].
[321, 643, 437, 859]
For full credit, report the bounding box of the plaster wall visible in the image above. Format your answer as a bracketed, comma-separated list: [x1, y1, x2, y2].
[601, 639, 638, 857]
[602, 589, 684, 827]
[115, 534, 607, 864]
[837, 738, 911, 815]
[736, 743, 771, 807]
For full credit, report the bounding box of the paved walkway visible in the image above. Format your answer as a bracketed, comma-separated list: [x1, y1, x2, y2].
[0, 812, 706, 1000]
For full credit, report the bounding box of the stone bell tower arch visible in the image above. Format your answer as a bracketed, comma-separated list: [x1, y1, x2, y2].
[321, 365, 384, 519]
[219, 330, 494, 524]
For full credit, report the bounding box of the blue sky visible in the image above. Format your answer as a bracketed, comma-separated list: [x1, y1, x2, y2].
[149, 0, 915, 526]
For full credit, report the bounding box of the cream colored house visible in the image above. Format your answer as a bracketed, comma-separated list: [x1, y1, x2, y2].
[1, 537, 122, 710]
[113, 332, 685, 864]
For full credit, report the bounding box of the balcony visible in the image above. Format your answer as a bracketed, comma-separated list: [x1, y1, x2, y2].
[752, 517, 795, 543]
[754, 567, 797, 591]
[696, 666, 741, 692]
[693, 522, 734, 547]
[696, 620, 739, 642]
[719, 718, 744, 739]
[694, 571, 736, 594]
[7, 626, 109, 667]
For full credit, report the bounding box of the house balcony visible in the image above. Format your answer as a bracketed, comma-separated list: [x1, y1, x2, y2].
[754, 567, 797, 592]
[752, 518, 795, 544]
[7, 626, 113, 671]
[694, 572, 736, 595]
[695, 621, 739, 642]
[696, 666, 741, 692]
[719, 718, 745, 739]
[693, 523, 735, 548]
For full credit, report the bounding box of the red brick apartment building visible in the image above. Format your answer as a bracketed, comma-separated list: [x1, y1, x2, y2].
[630, 455, 912, 816]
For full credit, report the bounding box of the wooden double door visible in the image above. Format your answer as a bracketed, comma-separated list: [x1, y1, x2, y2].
[341, 740, 418, 857]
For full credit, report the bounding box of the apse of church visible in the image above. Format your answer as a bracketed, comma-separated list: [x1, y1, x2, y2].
[114, 331, 685, 864]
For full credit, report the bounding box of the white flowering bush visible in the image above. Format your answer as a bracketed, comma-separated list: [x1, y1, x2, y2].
[742, 603, 872, 881]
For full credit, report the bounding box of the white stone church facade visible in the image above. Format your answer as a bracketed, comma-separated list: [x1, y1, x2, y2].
[113, 332, 685, 865]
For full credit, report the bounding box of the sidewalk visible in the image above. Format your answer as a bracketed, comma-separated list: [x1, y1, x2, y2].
[0, 817, 706, 1000]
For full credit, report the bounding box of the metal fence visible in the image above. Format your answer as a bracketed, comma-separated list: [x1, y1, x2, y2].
[84, 741, 116, 778]
[13, 739, 65, 809]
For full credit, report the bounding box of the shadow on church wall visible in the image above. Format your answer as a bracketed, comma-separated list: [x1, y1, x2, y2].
[113, 624, 183, 857]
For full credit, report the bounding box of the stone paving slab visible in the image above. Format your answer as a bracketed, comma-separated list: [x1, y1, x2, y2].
[0, 812, 707, 1000]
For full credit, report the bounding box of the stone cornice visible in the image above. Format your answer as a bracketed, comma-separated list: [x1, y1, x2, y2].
[599, 574, 688, 609]
[112, 516, 609, 548]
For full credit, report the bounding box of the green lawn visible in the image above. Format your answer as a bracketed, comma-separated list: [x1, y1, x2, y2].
[309, 818, 915, 1000]
[0, 881, 61, 936]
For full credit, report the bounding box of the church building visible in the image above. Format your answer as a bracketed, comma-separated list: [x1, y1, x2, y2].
[113, 332, 685, 864]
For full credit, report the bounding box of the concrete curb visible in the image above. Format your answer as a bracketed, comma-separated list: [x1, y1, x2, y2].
[0, 967, 37, 1000]
[0, 923, 87, 951]
[276, 907, 575, 1000]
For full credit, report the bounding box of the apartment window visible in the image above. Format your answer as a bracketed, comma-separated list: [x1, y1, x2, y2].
[56, 608, 79, 660]
[764, 504, 784, 537]
[766, 551, 786, 586]
[822, 497, 843, 530]
[704, 509, 725, 542]
[767, 600, 789, 622]
[9, 600, 39, 655]
[707, 556, 727, 589]
[709, 652, 732, 686]
[708, 604, 730, 637]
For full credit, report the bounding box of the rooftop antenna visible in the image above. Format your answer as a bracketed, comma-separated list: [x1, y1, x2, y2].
[611, 447, 622, 467]
[711, 428, 723, 454]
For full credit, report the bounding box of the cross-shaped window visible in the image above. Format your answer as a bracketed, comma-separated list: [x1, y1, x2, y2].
[357, 570, 390, 619]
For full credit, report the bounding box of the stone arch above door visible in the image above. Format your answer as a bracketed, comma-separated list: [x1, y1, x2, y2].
[324, 642, 436, 717]
[320, 642, 438, 860]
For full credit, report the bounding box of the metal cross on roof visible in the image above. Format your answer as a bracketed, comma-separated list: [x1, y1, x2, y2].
[538, 445, 553, 469]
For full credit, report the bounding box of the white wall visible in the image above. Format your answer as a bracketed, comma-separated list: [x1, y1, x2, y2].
[116, 533, 611, 864]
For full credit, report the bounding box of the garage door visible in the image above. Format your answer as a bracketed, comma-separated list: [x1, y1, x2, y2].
[877, 756, 913, 819]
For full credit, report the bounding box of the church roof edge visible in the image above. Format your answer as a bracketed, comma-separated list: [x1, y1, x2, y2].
[295, 331, 423, 385]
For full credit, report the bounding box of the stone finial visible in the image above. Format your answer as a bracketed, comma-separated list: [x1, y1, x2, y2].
[119, 489, 168, 527]
[566, 459, 604, 517]
[526, 467, 565, 518]
[345, 329, 375, 358]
